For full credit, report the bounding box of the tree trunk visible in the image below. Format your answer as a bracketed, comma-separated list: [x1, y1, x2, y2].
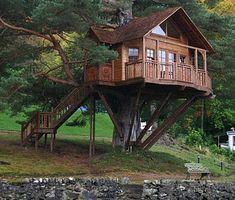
[111, 95, 141, 149]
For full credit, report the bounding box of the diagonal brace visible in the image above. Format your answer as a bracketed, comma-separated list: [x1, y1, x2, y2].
[125, 87, 142, 149]
[135, 93, 172, 145]
[141, 96, 197, 150]
[98, 91, 124, 140]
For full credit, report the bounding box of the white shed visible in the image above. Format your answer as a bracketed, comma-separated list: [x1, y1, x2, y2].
[227, 129, 235, 151]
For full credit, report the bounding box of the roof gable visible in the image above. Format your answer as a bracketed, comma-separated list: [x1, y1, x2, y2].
[91, 7, 213, 52]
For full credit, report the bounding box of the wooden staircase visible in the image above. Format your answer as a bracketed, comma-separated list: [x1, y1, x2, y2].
[21, 86, 91, 151]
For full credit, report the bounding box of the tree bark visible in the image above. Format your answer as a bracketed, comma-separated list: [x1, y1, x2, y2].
[111, 95, 141, 149]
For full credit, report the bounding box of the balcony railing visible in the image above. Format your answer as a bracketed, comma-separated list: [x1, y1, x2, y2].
[125, 60, 212, 89]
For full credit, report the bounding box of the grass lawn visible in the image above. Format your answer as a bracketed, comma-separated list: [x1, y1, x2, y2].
[0, 111, 234, 182]
[0, 110, 113, 137]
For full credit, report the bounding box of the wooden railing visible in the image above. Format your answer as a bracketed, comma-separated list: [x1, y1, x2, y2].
[125, 61, 211, 89]
[85, 63, 113, 82]
[21, 86, 90, 143]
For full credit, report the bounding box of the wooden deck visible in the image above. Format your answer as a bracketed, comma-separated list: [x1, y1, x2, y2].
[85, 61, 212, 97]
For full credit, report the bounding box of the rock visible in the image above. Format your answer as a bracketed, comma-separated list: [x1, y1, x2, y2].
[120, 177, 129, 185]
[0, 178, 234, 199]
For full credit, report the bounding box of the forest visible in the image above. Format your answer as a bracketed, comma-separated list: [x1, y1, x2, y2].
[0, 0, 235, 155]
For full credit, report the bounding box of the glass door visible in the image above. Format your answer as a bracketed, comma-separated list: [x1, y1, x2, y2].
[168, 52, 176, 79]
[158, 49, 166, 78]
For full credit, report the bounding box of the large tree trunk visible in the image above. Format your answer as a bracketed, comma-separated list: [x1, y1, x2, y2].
[110, 95, 141, 149]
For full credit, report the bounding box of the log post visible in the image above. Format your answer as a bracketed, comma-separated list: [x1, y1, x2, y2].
[44, 134, 47, 148]
[89, 94, 96, 158]
[35, 134, 39, 151]
[50, 132, 56, 152]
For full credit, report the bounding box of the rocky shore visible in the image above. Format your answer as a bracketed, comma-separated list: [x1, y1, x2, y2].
[0, 178, 234, 199]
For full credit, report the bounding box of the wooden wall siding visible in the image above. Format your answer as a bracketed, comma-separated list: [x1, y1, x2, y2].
[145, 36, 189, 58]
[113, 46, 122, 81]
[85, 64, 112, 82]
[123, 38, 143, 79]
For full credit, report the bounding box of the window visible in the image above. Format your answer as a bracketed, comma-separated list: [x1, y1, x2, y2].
[152, 20, 181, 39]
[128, 48, 139, 62]
[146, 49, 154, 61]
[168, 52, 176, 63]
[152, 22, 166, 36]
[158, 50, 166, 63]
[168, 52, 176, 79]
[158, 50, 166, 78]
[233, 136, 235, 146]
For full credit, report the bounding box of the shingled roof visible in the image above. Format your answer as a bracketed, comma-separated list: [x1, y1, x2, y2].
[91, 7, 214, 52]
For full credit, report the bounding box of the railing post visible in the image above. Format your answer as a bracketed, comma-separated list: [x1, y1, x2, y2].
[143, 37, 146, 78]
[195, 49, 198, 85]
[204, 50, 207, 87]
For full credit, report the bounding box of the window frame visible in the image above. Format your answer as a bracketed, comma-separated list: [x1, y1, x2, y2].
[128, 47, 139, 62]
[146, 48, 155, 61]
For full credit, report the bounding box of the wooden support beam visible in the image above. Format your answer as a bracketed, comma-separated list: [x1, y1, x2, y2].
[35, 134, 39, 151]
[98, 91, 124, 140]
[135, 93, 172, 145]
[21, 125, 24, 146]
[44, 134, 47, 148]
[125, 87, 142, 149]
[89, 95, 96, 158]
[141, 96, 197, 150]
[50, 132, 56, 152]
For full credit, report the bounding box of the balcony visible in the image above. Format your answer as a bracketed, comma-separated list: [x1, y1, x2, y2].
[125, 60, 212, 90]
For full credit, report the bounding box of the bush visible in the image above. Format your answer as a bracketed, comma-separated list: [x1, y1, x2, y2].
[185, 129, 205, 147]
[209, 144, 235, 161]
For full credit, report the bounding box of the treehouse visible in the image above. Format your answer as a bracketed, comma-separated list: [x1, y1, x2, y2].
[21, 7, 214, 155]
[87, 7, 213, 97]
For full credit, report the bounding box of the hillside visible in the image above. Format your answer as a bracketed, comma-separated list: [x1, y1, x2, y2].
[0, 111, 234, 182]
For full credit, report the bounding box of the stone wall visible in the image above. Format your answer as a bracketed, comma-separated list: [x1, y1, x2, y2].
[0, 178, 234, 199]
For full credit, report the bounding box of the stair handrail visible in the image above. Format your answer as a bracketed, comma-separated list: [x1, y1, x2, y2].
[53, 88, 79, 111]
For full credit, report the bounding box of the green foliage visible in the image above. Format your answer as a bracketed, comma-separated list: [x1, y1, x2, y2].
[66, 110, 88, 127]
[185, 129, 206, 147]
[209, 144, 235, 161]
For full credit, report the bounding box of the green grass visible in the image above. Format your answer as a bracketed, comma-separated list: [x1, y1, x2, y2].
[151, 145, 235, 177]
[0, 111, 24, 131]
[0, 110, 113, 137]
[0, 111, 234, 181]
[58, 112, 113, 137]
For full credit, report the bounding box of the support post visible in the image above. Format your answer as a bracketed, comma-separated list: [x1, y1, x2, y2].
[21, 125, 24, 146]
[136, 93, 172, 145]
[35, 134, 39, 151]
[44, 134, 47, 148]
[89, 95, 96, 158]
[50, 132, 56, 152]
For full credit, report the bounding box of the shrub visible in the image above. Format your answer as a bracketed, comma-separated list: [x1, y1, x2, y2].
[209, 144, 235, 161]
[185, 129, 205, 147]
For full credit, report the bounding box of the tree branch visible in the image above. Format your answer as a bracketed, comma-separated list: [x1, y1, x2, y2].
[0, 17, 52, 42]
[40, 74, 79, 86]
[49, 34, 76, 82]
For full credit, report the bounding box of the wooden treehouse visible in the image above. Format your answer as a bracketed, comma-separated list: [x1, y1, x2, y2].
[21, 7, 213, 156]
